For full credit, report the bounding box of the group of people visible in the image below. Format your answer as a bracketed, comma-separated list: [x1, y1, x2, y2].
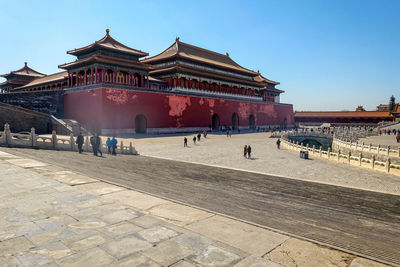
[243, 145, 252, 158]
[75, 132, 118, 156]
[184, 131, 207, 147]
[379, 129, 398, 136]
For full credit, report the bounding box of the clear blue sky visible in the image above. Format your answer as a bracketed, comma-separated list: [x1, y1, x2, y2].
[1, 0, 399, 111]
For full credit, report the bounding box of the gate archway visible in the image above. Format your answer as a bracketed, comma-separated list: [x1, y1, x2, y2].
[232, 112, 239, 130]
[212, 114, 220, 130]
[249, 115, 255, 129]
[135, 114, 147, 134]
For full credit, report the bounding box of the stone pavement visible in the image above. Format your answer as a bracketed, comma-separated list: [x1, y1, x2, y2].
[125, 133, 400, 195]
[0, 150, 389, 266]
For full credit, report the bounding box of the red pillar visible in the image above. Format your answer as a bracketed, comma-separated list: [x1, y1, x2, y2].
[147, 75, 149, 88]
[90, 69, 94, 84]
[95, 67, 98, 83]
[102, 69, 105, 83]
[76, 73, 79, 87]
[140, 74, 144, 87]
[67, 74, 70, 87]
[84, 70, 87, 85]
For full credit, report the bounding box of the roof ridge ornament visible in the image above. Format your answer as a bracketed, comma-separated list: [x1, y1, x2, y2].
[176, 36, 180, 42]
[106, 29, 110, 36]
[226, 52, 229, 57]
[24, 62, 27, 67]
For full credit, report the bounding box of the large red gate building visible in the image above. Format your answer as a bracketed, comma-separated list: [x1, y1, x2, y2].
[1, 30, 294, 134]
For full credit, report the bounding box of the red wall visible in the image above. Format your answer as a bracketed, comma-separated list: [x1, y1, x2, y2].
[64, 88, 294, 130]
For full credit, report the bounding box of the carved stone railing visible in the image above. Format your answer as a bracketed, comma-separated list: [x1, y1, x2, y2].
[280, 135, 400, 176]
[0, 123, 138, 155]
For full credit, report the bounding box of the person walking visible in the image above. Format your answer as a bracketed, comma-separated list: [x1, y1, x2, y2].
[197, 133, 201, 142]
[247, 145, 252, 158]
[276, 138, 281, 149]
[106, 137, 112, 154]
[396, 134, 400, 143]
[229, 130, 232, 137]
[76, 132, 84, 154]
[243, 145, 247, 157]
[111, 136, 118, 155]
[184, 137, 188, 147]
[193, 136, 196, 144]
[90, 133, 102, 156]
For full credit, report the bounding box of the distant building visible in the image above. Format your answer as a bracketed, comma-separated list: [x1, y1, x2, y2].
[294, 109, 394, 125]
[0, 30, 294, 134]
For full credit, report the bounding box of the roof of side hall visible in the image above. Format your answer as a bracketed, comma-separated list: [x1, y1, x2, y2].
[14, 71, 67, 90]
[294, 111, 393, 118]
[67, 29, 148, 57]
[142, 38, 259, 76]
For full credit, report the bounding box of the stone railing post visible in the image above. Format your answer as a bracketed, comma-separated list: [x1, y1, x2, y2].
[355, 142, 358, 150]
[386, 158, 391, 173]
[52, 130, 58, 149]
[362, 142, 364, 152]
[369, 143, 371, 152]
[4, 123, 11, 145]
[70, 133, 75, 151]
[306, 144, 309, 151]
[359, 153, 362, 166]
[377, 144, 380, 154]
[328, 147, 331, 159]
[120, 141, 124, 154]
[387, 146, 390, 156]
[312, 145, 315, 154]
[30, 127, 37, 147]
[319, 147, 322, 157]
[337, 150, 340, 161]
[85, 136, 90, 152]
[348, 151, 351, 164]
[129, 142, 133, 154]
[371, 155, 375, 169]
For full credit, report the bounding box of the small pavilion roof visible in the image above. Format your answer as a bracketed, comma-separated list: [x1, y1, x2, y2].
[67, 29, 148, 57]
[142, 38, 258, 76]
[1, 62, 45, 78]
[253, 72, 280, 85]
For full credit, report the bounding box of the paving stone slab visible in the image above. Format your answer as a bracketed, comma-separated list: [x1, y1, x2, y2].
[67, 221, 107, 234]
[349, 257, 389, 267]
[102, 235, 152, 259]
[264, 238, 354, 267]
[0, 236, 35, 256]
[188, 245, 242, 266]
[73, 182, 125, 195]
[102, 222, 143, 238]
[170, 260, 197, 267]
[102, 189, 171, 211]
[186, 215, 289, 256]
[67, 234, 106, 252]
[101, 208, 140, 224]
[0, 151, 20, 159]
[6, 158, 48, 168]
[16, 252, 57, 267]
[143, 233, 214, 266]
[113, 252, 162, 267]
[58, 247, 115, 267]
[234, 255, 283, 267]
[0, 255, 22, 266]
[44, 171, 98, 185]
[130, 214, 165, 228]
[30, 241, 73, 260]
[148, 202, 213, 227]
[138, 225, 180, 243]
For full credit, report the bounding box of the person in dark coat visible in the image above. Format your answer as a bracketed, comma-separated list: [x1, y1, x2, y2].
[90, 133, 102, 156]
[76, 132, 84, 154]
[276, 139, 281, 149]
[193, 136, 196, 144]
[197, 133, 201, 141]
[111, 136, 118, 155]
[243, 145, 247, 157]
[184, 137, 188, 147]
